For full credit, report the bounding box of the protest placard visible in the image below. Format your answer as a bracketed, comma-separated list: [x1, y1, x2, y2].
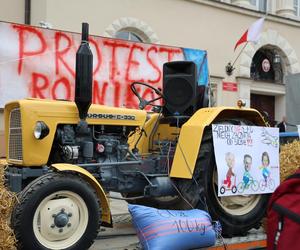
[212, 124, 280, 196]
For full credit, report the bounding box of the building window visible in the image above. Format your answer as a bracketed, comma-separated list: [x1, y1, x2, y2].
[115, 30, 143, 42]
[250, 0, 267, 12]
[103, 17, 159, 44]
[294, 0, 300, 16]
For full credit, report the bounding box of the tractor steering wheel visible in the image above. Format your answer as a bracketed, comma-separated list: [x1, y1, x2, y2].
[130, 82, 166, 110]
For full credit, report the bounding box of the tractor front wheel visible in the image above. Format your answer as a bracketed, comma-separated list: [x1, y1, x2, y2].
[11, 172, 101, 250]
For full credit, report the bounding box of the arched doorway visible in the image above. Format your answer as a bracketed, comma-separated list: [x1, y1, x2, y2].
[249, 46, 283, 126]
[237, 29, 300, 124]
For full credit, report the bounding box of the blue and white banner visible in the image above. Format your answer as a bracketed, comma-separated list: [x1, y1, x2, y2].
[212, 124, 280, 197]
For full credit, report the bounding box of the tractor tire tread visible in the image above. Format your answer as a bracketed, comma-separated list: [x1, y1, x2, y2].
[11, 172, 101, 250]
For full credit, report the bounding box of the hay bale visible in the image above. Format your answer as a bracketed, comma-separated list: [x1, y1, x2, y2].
[0, 160, 16, 250]
[280, 140, 300, 181]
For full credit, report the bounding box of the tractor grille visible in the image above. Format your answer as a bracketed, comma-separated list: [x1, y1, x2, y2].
[8, 108, 23, 161]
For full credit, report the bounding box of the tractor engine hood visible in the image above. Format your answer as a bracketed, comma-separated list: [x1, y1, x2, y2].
[4, 98, 147, 166]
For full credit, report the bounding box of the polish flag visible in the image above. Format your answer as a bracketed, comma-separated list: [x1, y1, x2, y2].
[234, 17, 265, 51]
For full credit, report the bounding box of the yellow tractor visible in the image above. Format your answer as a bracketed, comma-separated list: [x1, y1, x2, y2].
[4, 24, 268, 249]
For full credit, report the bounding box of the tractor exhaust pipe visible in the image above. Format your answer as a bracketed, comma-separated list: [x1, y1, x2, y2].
[75, 22, 93, 120]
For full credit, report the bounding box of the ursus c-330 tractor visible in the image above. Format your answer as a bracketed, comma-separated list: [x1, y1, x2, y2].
[4, 24, 269, 250]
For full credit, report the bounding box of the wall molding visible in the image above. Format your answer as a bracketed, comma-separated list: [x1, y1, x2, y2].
[103, 17, 159, 43]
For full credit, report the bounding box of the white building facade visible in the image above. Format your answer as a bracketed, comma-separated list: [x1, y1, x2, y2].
[1, 0, 300, 155]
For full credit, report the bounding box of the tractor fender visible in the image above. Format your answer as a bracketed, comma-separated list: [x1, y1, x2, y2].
[170, 107, 266, 179]
[51, 163, 112, 226]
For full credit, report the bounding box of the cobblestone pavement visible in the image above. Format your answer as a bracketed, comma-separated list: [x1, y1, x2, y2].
[90, 193, 141, 250]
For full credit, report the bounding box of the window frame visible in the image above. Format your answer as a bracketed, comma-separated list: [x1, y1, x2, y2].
[103, 17, 159, 44]
[294, 0, 300, 16]
[250, 0, 267, 12]
[115, 30, 144, 42]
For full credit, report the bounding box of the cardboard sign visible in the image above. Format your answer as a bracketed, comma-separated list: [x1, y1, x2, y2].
[212, 124, 280, 197]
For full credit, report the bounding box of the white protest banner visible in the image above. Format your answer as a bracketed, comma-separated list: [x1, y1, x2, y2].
[212, 124, 280, 197]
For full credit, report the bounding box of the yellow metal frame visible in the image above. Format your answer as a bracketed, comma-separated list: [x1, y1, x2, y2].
[5, 99, 266, 184]
[5, 99, 146, 166]
[129, 113, 180, 155]
[170, 107, 266, 179]
[51, 163, 112, 226]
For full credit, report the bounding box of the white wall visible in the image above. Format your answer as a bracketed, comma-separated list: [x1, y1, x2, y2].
[0, 0, 24, 23]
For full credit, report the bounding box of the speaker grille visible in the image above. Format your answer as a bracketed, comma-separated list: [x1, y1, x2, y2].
[163, 61, 197, 116]
[164, 77, 194, 107]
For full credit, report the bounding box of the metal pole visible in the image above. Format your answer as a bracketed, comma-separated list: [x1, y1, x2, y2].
[232, 42, 249, 68]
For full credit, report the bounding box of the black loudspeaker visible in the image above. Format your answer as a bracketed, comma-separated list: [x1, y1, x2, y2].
[163, 61, 197, 116]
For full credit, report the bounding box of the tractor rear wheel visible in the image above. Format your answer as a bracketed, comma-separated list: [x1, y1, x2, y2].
[11, 172, 101, 250]
[175, 121, 269, 236]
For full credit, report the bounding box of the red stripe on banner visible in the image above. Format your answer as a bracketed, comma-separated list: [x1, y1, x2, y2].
[141, 219, 176, 231]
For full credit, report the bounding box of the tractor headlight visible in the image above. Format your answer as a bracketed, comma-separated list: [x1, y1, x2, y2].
[34, 121, 49, 139]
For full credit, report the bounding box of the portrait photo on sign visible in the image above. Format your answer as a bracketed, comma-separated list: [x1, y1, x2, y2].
[212, 124, 280, 197]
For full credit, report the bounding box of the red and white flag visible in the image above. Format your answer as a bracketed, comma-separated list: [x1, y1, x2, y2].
[234, 17, 265, 51]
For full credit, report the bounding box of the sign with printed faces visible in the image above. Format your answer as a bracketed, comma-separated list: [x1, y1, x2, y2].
[212, 124, 280, 197]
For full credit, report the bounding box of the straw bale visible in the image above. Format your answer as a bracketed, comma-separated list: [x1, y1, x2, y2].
[280, 140, 300, 181]
[0, 161, 16, 250]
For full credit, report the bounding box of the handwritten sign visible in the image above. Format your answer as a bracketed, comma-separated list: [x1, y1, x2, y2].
[0, 21, 208, 108]
[212, 124, 280, 196]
